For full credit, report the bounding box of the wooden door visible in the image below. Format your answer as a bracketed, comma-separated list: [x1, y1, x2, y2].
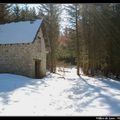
[35, 60, 41, 78]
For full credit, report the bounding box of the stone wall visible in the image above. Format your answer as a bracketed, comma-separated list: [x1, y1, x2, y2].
[0, 28, 46, 78]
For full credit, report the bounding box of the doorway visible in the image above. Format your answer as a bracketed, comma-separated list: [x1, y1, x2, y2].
[35, 60, 41, 78]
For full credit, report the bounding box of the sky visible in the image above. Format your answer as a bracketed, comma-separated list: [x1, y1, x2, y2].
[20, 4, 69, 33]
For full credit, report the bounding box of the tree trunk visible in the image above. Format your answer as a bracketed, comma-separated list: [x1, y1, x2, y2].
[75, 4, 80, 76]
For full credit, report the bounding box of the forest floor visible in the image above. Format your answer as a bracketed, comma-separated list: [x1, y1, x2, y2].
[0, 67, 120, 116]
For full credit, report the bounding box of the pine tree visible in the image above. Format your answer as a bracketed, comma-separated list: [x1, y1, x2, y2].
[38, 4, 60, 73]
[12, 4, 21, 21]
[20, 4, 31, 21]
[29, 7, 37, 19]
[0, 3, 12, 23]
[66, 4, 81, 76]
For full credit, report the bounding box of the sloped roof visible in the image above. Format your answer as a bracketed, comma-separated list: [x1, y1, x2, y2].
[0, 19, 42, 44]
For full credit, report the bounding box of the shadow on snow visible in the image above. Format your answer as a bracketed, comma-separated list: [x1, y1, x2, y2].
[65, 76, 120, 115]
[97, 77, 120, 91]
[0, 74, 45, 105]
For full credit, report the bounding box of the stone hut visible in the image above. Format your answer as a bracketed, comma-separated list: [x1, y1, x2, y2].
[0, 19, 47, 78]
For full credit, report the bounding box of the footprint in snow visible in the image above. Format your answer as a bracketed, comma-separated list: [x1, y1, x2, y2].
[1, 108, 5, 111]
[13, 100, 19, 103]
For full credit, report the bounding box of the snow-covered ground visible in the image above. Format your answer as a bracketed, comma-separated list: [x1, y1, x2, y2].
[0, 67, 120, 116]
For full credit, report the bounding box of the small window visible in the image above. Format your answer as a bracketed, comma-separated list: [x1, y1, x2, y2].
[38, 36, 41, 39]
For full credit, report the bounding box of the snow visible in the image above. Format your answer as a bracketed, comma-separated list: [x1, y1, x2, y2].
[0, 19, 42, 44]
[0, 67, 120, 116]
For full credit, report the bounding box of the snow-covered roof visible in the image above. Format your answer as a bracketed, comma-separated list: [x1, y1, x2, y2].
[0, 19, 42, 44]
